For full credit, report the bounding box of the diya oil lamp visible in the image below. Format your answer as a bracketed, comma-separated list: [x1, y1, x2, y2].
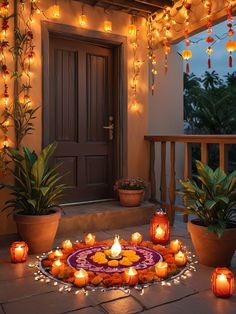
[74, 268, 89, 287]
[54, 249, 64, 259]
[51, 260, 64, 276]
[170, 239, 181, 253]
[84, 233, 96, 246]
[155, 261, 168, 278]
[130, 232, 142, 245]
[61, 240, 73, 251]
[124, 267, 138, 285]
[174, 251, 187, 266]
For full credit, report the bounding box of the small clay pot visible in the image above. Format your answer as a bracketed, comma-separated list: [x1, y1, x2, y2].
[188, 219, 236, 267]
[14, 210, 61, 254]
[118, 189, 144, 207]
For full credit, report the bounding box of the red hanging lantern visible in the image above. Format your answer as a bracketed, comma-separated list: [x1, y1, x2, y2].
[226, 40, 236, 68]
[150, 209, 170, 244]
[182, 49, 192, 74]
[10, 241, 28, 263]
[212, 268, 235, 298]
[206, 46, 213, 69]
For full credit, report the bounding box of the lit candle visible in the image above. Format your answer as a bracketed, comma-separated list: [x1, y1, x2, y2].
[216, 274, 230, 296]
[124, 267, 138, 285]
[170, 239, 181, 253]
[110, 235, 122, 258]
[54, 249, 63, 259]
[155, 261, 168, 278]
[74, 268, 89, 287]
[51, 259, 63, 276]
[155, 225, 165, 240]
[212, 268, 235, 298]
[62, 240, 73, 251]
[130, 232, 142, 245]
[10, 242, 28, 263]
[84, 233, 96, 246]
[174, 251, 187, 266]
[104, 20, 112, 32]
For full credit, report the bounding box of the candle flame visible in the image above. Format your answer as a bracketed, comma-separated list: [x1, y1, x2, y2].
[156, 261, 167, 269]
[54, 249, 63, 257]
[111, 235, 122, 258]
[75, 268, 88, 278]
[219, 273, 227, 281]
[155, 225, 165, 238]
[53, 260, 62, 267]
[132, 232, 141, 240]
[127, 267, 138, 276]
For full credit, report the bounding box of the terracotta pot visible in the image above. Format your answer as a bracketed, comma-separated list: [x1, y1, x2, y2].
[118, 189, 144, 207]
[14, 210, 61, 254]
[188, 220, 236, 267]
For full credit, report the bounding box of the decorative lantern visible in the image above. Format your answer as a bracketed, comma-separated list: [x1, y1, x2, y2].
[10, 242, 28, 263]
[52, 2, 60, 19]
[79, 5, 87, 27]
[104, 20, 112, 32]
[206, 46, 213, 69]
[225, 40, 236, 67]
[182, 49, 192, 74]
[212, 268, 235, 298]
[128, 24, 137, 37]
[150, 209, 170, 244]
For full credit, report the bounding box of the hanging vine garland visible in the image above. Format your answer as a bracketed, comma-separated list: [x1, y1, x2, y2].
[0, 0, 11, 171]
[204, 0, 214, 69]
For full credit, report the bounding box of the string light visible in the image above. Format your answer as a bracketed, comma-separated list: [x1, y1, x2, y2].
[52, 0, 60, 19]
[79, 5, 87, 27]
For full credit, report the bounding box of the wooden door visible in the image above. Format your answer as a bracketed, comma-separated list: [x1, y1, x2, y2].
[48, 36, 115, 203]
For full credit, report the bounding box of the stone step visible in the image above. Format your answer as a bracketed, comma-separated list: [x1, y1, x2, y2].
[57, 201, 156, 237]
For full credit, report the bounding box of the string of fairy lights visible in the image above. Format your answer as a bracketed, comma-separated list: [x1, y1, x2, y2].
[0, 0, 235, 164]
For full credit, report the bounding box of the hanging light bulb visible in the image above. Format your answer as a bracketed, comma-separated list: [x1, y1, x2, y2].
[52, 0, 60, 19]
[104, 20, 112, 32]
[79, 5, 87, 27]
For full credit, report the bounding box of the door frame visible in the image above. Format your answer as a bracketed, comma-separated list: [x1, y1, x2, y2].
[41, 21, 128, 188]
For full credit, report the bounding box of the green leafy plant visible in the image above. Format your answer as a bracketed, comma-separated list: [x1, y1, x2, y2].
[178, 160, 236, 237]
[0, 143, 65, 215]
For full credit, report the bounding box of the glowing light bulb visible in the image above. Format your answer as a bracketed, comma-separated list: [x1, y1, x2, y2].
[52, 4, 60, 18]
[128, 24, 136, 37]
[79, 14, 87, 27]
[3, 138, 9, 148]
[104, 20, 112, 32]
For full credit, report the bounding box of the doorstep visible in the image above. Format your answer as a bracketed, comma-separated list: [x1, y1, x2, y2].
[57, 201, 156, 237]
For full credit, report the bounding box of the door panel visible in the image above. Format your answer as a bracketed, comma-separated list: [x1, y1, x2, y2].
[48, 36, 114, 203]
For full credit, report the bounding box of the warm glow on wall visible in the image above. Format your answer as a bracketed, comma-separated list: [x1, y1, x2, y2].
[104, 20, 112, 32]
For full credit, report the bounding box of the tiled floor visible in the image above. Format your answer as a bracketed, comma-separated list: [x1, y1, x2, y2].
[0, 217, 235, 314]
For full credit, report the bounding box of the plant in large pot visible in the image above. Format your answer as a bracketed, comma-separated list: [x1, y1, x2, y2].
[178, 160, 236, 267]
[0, 143, 65, 254]
[114, 178, 147, 207]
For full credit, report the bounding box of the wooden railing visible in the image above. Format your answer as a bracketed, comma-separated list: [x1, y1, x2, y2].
[144, 135, 236, 225]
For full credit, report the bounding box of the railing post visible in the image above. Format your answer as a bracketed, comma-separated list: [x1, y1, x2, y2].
[219, 143, 228, 173]
[149, 141, 157, 202]
[160, 142, 167, 204]
[201, 142, 208, 164]
[183, 142, 192, 223]
[169, 142, 176, 226]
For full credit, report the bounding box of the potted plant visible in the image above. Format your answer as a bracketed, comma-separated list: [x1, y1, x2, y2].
[178, 160, 236, 267]
[114, 178, 147, 207]
[0, 143, 65, 254]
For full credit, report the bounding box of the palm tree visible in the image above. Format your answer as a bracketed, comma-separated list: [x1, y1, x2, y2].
[201, 71, 223, 90]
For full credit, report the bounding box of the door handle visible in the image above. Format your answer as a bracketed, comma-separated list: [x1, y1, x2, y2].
[103, 120, 114, 140]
